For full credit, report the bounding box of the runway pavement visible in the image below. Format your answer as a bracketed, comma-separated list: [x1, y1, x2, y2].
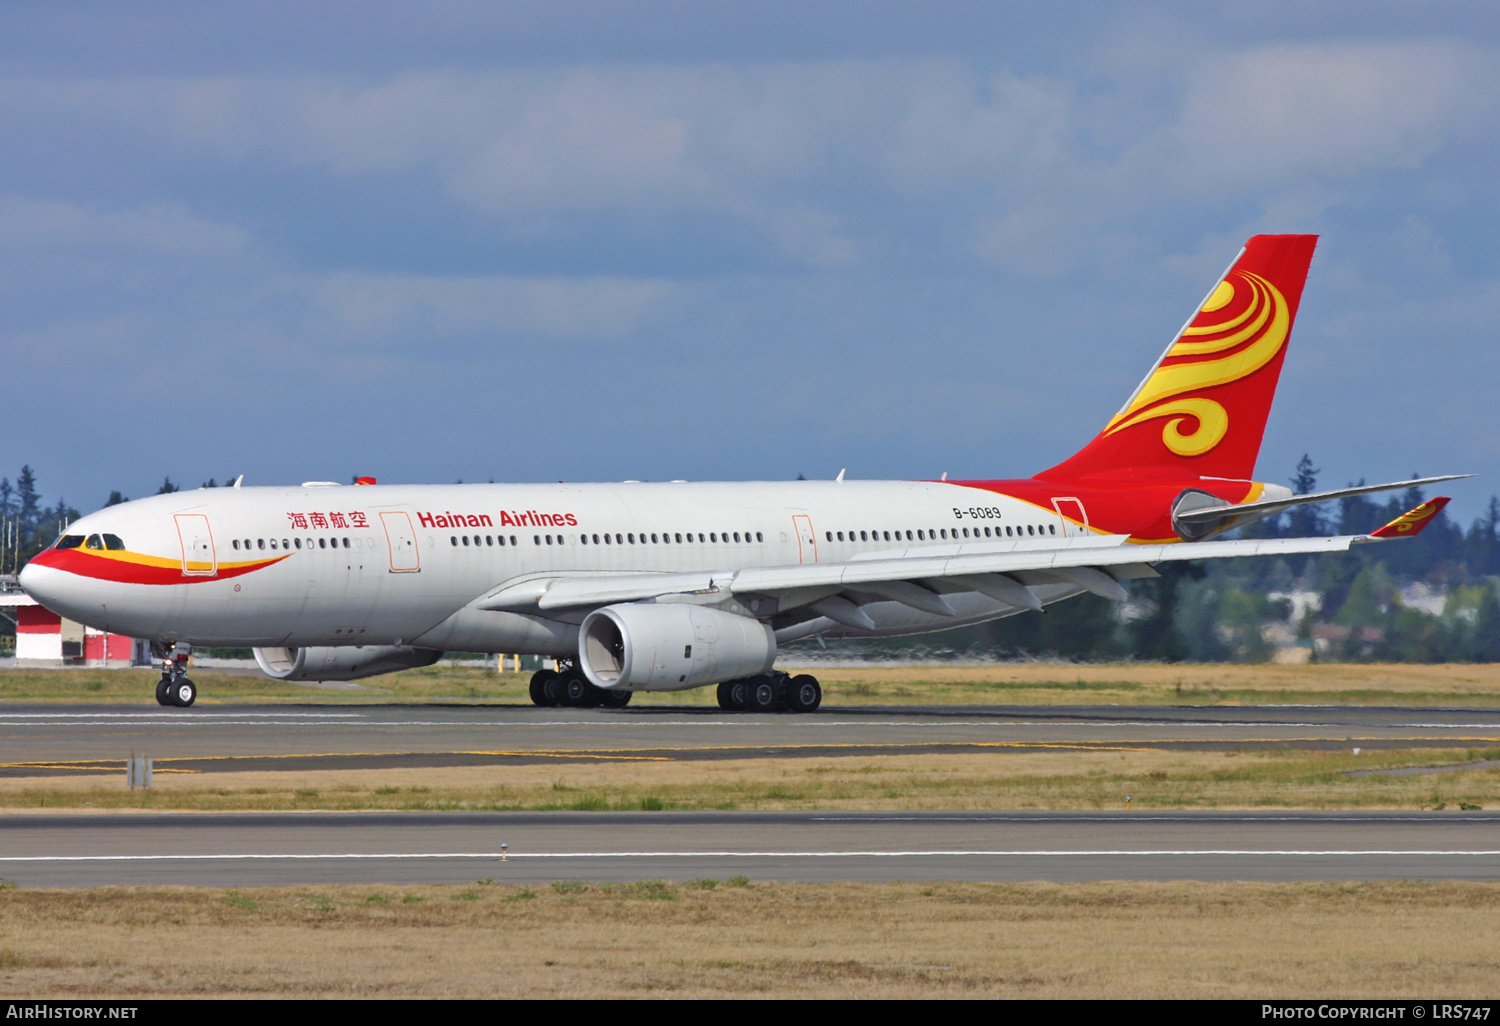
[3, 702, 1500, 776]
[5, 703, 1500, 886]
[3, 810, 1500, 887]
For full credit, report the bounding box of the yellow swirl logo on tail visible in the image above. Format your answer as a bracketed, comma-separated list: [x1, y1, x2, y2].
[1370, 499, 1445, 538]
[1101, 271, 1289, 457]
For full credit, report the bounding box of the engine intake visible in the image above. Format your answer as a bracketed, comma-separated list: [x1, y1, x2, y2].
[579, 603, 775, 691]
[252, 645, 442, 682]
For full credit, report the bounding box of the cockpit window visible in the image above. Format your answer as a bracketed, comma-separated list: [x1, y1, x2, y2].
[54, 535, 85, 550]
[103, 534, 126, 550]
[85, 535, 104, 550]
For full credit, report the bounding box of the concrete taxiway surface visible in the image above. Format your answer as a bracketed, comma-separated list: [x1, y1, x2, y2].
[2, 703, 1499, 776]
[3, 810, 1499, 887]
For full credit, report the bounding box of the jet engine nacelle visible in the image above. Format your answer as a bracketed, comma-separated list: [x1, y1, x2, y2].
[252, 645, 442, 682]
[578, 603, 775, 691]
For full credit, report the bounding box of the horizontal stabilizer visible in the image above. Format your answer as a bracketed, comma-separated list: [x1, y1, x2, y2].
[1368, 497, 1451, 539]
[1176, 474, 1471, 524]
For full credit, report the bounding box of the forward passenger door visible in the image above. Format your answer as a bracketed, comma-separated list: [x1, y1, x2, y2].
[380, 512, 421, 572]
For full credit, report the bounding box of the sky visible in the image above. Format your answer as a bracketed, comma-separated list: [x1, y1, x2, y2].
[2, 1, 1499, 523]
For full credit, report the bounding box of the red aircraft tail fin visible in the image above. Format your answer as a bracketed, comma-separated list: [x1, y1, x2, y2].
[1040, 234, 1319, 484]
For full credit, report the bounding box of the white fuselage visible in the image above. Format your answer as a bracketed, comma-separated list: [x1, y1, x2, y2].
[21, 480, 1091, 654]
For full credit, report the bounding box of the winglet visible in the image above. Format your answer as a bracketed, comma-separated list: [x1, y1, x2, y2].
[1369, 497, 1451, 539]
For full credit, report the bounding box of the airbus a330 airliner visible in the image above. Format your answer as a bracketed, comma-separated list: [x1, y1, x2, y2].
[20, 234, 1463, 711]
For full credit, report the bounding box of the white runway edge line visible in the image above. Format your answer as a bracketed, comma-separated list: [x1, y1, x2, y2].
[13, 718, 1500, 731]
[5, 850, 1500, 863]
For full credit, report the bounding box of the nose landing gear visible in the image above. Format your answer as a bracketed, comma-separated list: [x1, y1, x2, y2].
[153, 642, 198, 708]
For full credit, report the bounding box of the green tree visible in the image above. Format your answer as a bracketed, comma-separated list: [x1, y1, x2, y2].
[1287, 454, 1323, 538]
[1473, 585, 1500, 662]
[1130, 562, 1204, 661]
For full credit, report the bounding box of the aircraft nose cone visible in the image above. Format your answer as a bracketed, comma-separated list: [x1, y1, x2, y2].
[18, 555, 82, 619]
[17, 560, 61, 607]
[17, 560, 45, 598]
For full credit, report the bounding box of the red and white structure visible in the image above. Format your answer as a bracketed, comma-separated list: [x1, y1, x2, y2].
[0, 589, 145, 666]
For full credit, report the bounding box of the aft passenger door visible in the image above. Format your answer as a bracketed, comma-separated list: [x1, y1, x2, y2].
[1050, 497, 1089, 538]
[380, 511, 421, 572]
[173, 514, 217, 577]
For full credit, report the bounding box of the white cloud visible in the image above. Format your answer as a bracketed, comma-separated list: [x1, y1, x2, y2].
[0, 196, 250, 256]
[1160, 40, 1496, 192]
[312, 271, 678, 341]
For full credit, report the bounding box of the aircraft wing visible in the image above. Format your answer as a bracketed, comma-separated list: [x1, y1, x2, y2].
[1174, 474, 1469, 524]
[477, 498, 1450, 620]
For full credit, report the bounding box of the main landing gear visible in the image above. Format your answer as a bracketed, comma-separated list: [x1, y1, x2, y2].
[529, 665, 633, 709]
[717, 671, 821, 714]
[153, 642, 198, 708]
[524, 665, 822, 713]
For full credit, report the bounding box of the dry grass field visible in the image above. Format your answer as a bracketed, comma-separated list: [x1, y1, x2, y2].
[4, 747, 1498, 813]
[2, 880, 1498, 998]
[7, 660, 1500, 706]
[5, 664, 1499, 998]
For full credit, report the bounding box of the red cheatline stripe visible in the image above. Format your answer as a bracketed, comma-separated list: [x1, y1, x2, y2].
[26, 548, 288, 585]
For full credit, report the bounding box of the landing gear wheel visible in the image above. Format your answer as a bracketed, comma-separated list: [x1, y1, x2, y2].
[745, 677, 782, 713]
[600, 688, 632, 708]
[562, 674, 603, 708]
[786, 674, 822, 713]
[155, 678, 172, 706]
[529, 669, 559, 707]
[717, 680, 749, 711]
[169, 678, 197, 707]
